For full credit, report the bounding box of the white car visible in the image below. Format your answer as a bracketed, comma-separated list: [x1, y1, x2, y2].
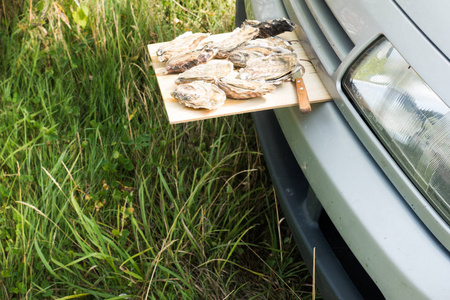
[236, 0, 450, 299]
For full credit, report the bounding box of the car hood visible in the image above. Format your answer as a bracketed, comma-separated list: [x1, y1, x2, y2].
[394, 0, 450, 59]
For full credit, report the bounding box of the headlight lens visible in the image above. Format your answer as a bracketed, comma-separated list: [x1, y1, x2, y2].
[343, 37, 450, 224]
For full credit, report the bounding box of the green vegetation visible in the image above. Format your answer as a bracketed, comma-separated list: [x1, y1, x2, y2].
[0, 0, 313, 298]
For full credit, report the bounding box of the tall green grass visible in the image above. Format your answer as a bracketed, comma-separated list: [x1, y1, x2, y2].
[0, 0, 313, 298]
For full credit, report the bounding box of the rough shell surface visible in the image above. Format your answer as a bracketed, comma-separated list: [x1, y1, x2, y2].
[211, 26, 260, 59]
[238, 53, 301, 84]
[216, 77, 276, 99]
[165, 48, 217, 74]
[175, 60, 234, 84]
[244, 36, 293, 51]
[157, 32, 210, 62]
[228, 45, 292, 68]
[242, 18, 296, 38]
[171, 81, 226, 110]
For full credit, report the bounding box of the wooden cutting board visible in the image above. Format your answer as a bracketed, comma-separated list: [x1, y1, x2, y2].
[147, 31, 331, 124]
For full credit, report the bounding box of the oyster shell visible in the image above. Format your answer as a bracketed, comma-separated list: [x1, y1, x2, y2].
[216, 77, 276, 99]
[165, 48, 217, 74]
[238, 53, 301, 84]
[228, 44, 291, 68]
[171, 81, 226, 110]
[157, 32, 210, 62]
[211, 25, 260, 59]
[175, 60, 234, 84]
[244, 36, 293, 51]
[242, 18, 296, 38]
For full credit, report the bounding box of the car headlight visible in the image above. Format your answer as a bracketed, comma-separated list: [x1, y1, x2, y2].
[342, 37, 450, 224]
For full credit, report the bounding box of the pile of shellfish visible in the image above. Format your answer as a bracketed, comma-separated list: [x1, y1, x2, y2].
[156, 18, 302, 110]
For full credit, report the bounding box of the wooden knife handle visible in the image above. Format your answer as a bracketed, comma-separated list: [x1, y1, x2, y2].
[295, 77, 311, 114]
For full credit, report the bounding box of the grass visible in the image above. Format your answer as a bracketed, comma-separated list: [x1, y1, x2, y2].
[0, 0, 314, 298]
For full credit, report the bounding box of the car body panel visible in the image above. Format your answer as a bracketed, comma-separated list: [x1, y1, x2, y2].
[241, 0, 450, 298]
[394, 0, 450, 60]
[313, 0, 450, 250]
[281, 0, 450, 248]
[274, 103, 450, 299]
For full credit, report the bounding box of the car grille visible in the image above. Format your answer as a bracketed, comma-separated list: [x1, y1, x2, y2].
[283, 0, 354, 74]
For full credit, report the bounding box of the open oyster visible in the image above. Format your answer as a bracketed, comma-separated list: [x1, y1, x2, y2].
[175, 60, 234, 84]
[165, 48, 217, 74]
[228, 44, 291, 68]
[211, 25, 260, 58]
[216, 77, 276, 99]
[238, 53, 301, 84]
[171, 81, 226, 110]
[157, 32, 210, 62]
[242, 18, 296, 38]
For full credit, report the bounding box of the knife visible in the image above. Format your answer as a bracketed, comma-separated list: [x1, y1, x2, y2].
[292, 65, 311, 114]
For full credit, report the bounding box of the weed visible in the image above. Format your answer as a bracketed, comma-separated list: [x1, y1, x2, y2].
[0, 0, 313, 299]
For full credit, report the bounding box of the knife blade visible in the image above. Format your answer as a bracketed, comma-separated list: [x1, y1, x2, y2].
[292, 65, 311, 114]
